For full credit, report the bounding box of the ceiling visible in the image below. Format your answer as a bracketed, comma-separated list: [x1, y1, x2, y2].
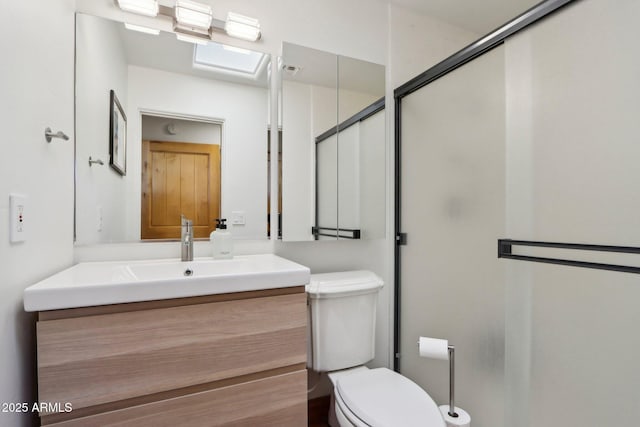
[390, 0, 543, 34]
[105, 0, 543, 91]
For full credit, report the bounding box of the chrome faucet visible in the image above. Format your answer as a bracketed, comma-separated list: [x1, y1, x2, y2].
[181, 215, 194, 262]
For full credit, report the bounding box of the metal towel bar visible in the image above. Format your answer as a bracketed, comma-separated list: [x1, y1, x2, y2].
[498, 239, 640, 274]
[311, 226, 361, 239]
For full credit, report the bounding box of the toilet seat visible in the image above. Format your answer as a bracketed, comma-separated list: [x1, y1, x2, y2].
[334, 368, 445, 427]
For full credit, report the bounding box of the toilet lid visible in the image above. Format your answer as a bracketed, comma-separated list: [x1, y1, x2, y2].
[336, 368, 445, 427]
[307, 270, 383, 299]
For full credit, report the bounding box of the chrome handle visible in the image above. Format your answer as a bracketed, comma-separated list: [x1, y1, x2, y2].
[181, 215, 194, 262]
[181, 215, 193, 230]
[45, 127, 70, 143]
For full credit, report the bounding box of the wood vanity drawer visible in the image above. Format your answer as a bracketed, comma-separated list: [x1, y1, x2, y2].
[37, 291, 306, 413]
[45, 369, 307, 427]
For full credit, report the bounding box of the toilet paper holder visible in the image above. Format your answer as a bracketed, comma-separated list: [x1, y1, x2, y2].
[418, 337, 460, 418]
[447, 345, 458, 418]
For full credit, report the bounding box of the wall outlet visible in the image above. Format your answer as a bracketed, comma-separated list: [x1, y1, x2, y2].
[231, 210, 246, 225]
[9, 193, 27, 243]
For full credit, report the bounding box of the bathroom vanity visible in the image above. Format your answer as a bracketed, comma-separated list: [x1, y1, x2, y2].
[24, 255, 309, 426]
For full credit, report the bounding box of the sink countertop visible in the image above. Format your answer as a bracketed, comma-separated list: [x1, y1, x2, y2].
[23, 254, 310, 312]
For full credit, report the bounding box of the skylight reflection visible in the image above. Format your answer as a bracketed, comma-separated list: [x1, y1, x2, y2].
[194, 41, 266, 76]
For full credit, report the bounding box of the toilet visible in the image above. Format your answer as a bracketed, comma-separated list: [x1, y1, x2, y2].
[307, 270, 446, 427]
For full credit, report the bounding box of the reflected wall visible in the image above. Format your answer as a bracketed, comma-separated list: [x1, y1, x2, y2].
[280, 43, 385, 241]
[75, 14, 270, 244]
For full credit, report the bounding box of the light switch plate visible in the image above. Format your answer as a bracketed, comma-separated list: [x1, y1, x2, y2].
[231, 210, 246, 225]
[9, 193, 27, 243]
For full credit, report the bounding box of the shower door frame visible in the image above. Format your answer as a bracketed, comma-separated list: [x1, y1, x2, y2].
[392, 0, 577, 371]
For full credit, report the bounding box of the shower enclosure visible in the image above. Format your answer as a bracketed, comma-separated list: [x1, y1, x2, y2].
[395, 0, 640, 426]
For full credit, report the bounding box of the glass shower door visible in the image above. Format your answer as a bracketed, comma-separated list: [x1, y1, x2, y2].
[399, 45, 507, 427]
[503, 0, 640, 424]
[398, 1, 640, 427]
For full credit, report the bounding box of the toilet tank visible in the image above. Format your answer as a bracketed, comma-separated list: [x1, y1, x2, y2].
[306, 270, 384, 372]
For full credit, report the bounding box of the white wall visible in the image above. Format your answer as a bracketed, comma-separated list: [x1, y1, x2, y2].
[75, 14, 129, 245]
[389, 4, 478, 87]
[358, 110, 386, 239]
[282, 78, 380, 241]
[141, 116, 221, 146]
[125, 66, 268, 240]
[334, 111, 386, 239]
[316, 134, 338, 234]
[0, 1, 75, 426]
[337, 125, 360, 230]
[338, 88, 381, 122]
[311, 85, 339, 136]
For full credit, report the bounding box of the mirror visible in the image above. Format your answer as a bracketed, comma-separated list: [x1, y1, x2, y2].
[280, 43, 385, 241]
[75, 13, 271, 244]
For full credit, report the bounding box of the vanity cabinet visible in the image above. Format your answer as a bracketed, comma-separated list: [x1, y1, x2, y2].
[35, 287, 307, 426]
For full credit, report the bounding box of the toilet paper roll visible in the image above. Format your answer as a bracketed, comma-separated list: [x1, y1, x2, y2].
[438, 405, 471, 427]
[418, 337, 449, 360]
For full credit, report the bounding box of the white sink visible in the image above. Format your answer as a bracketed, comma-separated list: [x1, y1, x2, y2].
[23, 254, 310, 312]
[128, 258, 247, 281]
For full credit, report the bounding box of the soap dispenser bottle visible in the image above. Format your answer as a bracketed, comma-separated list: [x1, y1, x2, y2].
[210, 218, 233, 259]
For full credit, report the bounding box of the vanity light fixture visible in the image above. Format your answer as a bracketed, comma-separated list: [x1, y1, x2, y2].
[124, 23, 160, 35]
[116, 0, 159, 17]
[224, 12, 261, 41]
[116, 0, 262, 44]
[174, 0, 213, 33]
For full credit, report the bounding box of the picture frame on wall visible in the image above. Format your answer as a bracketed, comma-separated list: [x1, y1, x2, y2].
[109, 89, 127, 175]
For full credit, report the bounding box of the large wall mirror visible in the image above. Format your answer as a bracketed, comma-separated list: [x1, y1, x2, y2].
[280, 43, 385, 241]
[75, 13, 271, 244]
